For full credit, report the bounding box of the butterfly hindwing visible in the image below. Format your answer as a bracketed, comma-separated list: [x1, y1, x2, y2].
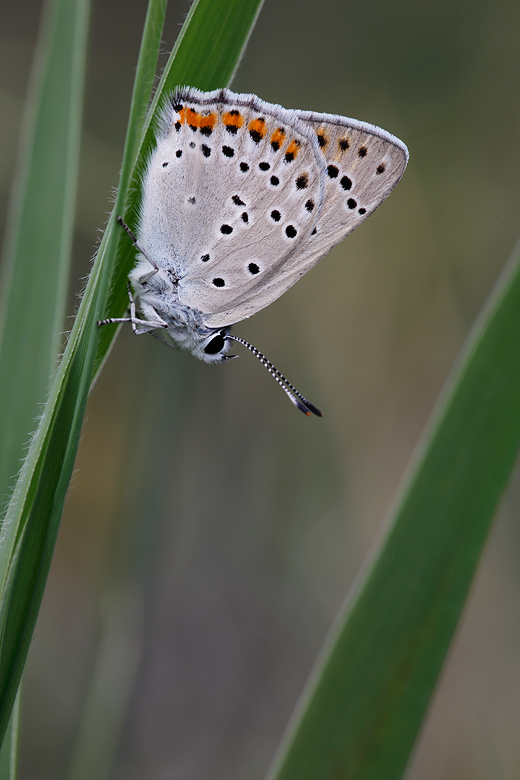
[209, 111, 409, 325]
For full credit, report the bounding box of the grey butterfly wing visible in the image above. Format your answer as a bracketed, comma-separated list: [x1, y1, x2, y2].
[139, 88, 326, 327]
[140, 88, 408, 329]
[201, 109, 408, 327]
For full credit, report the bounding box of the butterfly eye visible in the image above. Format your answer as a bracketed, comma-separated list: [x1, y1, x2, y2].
[204, 333, 226, 355]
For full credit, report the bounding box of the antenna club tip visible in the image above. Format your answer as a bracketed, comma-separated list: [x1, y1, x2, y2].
[295, 399, 312, 416]
[305, 403, 323, 417]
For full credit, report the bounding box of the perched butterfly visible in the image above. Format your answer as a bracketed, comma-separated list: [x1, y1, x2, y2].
[99, 87, 408, 415]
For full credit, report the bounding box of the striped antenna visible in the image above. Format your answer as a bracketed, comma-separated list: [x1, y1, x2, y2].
[226, 334, 322, 417]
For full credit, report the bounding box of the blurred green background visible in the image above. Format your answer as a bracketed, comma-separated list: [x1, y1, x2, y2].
[2, 0, 520, 778]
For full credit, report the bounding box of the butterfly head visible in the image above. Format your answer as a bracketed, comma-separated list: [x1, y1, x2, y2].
[195, 327, 235, 364]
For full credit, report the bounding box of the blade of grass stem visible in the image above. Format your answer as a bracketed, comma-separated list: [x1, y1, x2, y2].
[0, 693, 20, 780]
[0, 0, 91, 768]
[0, 0, 264, 748]
[0, 0, 165, 745]
[0, 0, 89, 510]
[268, 240, 520, 780]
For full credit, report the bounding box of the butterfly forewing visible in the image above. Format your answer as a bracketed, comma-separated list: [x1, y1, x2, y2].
[140, 88, 327, 327]
[138, 88, 408, 331]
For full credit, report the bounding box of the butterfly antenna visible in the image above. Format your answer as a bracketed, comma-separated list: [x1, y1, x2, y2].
[226, 334, 322, 417]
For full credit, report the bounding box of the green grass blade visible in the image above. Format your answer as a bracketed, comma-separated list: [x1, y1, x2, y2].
[0, 0, 90, 769]
[94, 0, 266, 376]
[0, 0, 89, 508]
[0, 692, 20, 780]
[0, 0, 165, 745]
[0, 0, 264, 748]
[267, 241, 520, 779]
[162, 0, 265, 89]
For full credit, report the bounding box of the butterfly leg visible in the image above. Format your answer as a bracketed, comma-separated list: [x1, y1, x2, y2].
[97, 283, 168, 334]
[116, 215, 159, 282]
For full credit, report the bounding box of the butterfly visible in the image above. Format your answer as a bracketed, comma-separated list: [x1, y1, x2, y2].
[98, 87, 408, 415]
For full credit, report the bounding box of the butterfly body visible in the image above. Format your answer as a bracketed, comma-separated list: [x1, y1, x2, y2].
[127, 259, 234, 362]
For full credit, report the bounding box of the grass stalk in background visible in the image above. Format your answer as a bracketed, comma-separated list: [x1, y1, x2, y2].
[0, 0, 90, 546]
[0, 0, 91, 772]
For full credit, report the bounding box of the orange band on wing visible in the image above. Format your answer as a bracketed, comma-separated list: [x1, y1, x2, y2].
[284, 139, 302, 162]
[248, 117, 267, 142]
[270, 128, 286, 150]
[178, 106, 199, 128]
[198, 113, 217, 133]
[177, 106, 217, 135]
[223, 110, 244, 132]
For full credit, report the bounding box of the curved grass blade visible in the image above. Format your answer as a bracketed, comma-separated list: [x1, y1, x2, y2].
[0, 0, 166, 745]
[267, 241, 520, 780]
[0, 0, 91, 767]
[0, 692, 20, 780]
[0, 0, 265, 748]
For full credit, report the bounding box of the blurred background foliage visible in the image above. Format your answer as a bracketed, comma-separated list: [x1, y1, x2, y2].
[1, 0, 520, 778]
